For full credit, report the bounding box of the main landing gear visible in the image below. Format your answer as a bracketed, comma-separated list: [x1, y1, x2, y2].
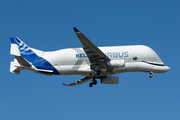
[149, 71, 153, 78]
[89, 80, 97, 87]
[95, 70, 100, 76]
[89, 69, 100, 87]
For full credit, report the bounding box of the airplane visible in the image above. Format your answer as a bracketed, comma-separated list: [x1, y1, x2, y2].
[10, 27, 170, 87]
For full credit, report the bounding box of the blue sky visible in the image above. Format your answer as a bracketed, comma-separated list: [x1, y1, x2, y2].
[0, 0, 180, 120]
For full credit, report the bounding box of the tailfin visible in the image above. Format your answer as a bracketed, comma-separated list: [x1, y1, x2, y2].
[10, 37, 59, 75]
[10, 37, 35, 74]
[10, 37, 38, 57]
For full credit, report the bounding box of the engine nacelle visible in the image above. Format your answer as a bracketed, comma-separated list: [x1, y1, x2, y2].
[101, 76, 119, 84]
[106, 59, 125, 68]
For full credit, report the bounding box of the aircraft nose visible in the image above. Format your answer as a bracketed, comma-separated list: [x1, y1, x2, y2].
[165, 66, 170, 72]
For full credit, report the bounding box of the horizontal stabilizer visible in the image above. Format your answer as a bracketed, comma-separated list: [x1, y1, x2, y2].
[15, 56, 31, 67]
[10, 56, 32, 74]
[10, 60, 24, 74]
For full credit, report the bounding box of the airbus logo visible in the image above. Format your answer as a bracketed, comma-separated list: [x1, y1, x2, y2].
[76, 52, 129, 58]
[105, 52, 129, 58]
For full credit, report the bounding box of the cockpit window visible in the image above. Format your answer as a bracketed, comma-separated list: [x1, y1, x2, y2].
[133, 56, 138, 61]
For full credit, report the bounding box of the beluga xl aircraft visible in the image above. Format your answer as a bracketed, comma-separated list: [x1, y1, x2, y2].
[10, 27, 170, 87]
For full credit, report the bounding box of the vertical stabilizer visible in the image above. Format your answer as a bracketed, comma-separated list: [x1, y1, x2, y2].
[9, 37, 59, 75]
[10, 37, 36, 57]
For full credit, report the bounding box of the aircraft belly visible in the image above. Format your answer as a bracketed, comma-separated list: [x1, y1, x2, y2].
[126, 62, 160, 73]
[54, 65, 90, 75]
[138, 62, 153, 72]
[126, 62, 140, 72]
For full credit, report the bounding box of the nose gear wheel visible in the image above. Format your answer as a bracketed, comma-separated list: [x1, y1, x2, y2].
[149, 72, 153, 78]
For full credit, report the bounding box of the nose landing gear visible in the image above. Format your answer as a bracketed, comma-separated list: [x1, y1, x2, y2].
[149, 71, 153, 78]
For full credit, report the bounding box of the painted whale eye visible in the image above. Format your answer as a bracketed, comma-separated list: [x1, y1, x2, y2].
[133, 56, 138, 61]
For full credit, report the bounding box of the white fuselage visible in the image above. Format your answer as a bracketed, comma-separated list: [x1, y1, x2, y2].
[9, 33, 170, 87]
[40, 45, 170, 76]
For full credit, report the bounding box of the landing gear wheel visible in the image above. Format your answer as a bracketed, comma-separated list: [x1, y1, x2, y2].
[89, 80, 97, 87]
[149, 72, 153, 78]
[149, 74, 153, 78]
[93, 80, 97, 85]
[89, 83, 93, 87]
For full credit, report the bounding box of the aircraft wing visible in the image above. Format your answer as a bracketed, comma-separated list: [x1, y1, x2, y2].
[73, 27, 110, 69]
[63, 76, 93, 86]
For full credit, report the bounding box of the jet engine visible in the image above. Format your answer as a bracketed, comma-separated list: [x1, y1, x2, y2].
[101, 76, 119, 84]
[106, 59, 125, 68]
